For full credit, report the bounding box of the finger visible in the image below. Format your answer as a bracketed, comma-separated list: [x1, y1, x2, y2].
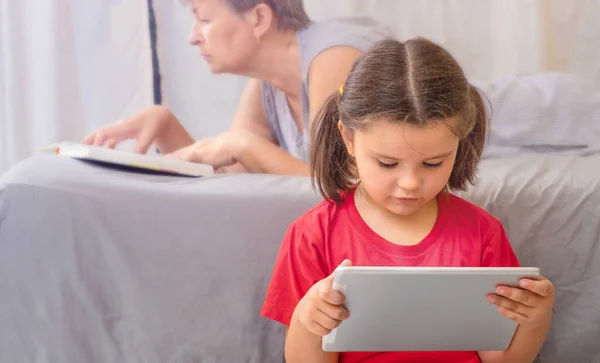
[81, 132, 96, 145]
[106, 139, 118, 149]
[164, 151, 183, 160]
[163, 146, 190, 160]
[92, 122, 135, 146]
[495, 304, 529, 325]
[313, 309, 343, 331]
[519, 278, 554, 297]
[178, 148, 197, 161]
[319, 259, 352, 305]
[134, 126, 157, 154]
[317, 300, 350, 321]
[324, 259, 352, 283]
[495, 286, 539, 307]
[93, 132, 108, 147]
[318, 285, 346, 306]
[488, 294, 532, 317]
[306, 319, 333, 337]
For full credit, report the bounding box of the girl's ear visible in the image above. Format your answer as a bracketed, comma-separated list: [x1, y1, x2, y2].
[338, 120, 355, 157]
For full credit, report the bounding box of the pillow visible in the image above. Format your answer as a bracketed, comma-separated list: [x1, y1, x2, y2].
[471, 72, 600, 159]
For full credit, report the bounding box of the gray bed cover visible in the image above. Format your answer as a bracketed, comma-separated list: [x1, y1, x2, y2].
[0, 154, 599, 363]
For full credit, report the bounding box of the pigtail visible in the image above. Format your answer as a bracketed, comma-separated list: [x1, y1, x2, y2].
[448, 85, 490, 191]
[310, 92, 354, 203]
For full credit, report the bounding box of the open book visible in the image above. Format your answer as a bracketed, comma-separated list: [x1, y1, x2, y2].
[43, 142, 214, 177]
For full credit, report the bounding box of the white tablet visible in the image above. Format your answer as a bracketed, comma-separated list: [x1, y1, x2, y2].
[44, 142, 214, 177]
[322, 266, 540, 353]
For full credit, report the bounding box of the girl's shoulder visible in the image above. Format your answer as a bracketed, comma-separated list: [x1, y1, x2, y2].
[443, 193, 505, 232]
[289, 191, 354, 233]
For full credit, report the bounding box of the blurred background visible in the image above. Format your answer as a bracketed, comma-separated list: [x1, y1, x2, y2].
[1, 0, 598, 174]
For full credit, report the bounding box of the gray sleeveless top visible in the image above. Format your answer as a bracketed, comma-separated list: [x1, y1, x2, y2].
[261, 17, 391, 162]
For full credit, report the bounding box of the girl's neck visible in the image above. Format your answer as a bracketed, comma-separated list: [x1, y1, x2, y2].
[354, 185, 439, 246]
[241, 27, 303, 98]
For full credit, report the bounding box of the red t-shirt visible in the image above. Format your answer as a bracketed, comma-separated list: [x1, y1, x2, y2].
[261, 189, 520, 363]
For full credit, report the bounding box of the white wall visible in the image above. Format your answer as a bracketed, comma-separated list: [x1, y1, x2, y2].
[153, 0, 600, 140]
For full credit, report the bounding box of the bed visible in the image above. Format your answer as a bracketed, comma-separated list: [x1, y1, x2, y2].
[1, 152, 599, 363]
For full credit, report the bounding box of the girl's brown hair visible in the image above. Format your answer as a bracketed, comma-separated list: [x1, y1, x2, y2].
[310, 38, 490, 203]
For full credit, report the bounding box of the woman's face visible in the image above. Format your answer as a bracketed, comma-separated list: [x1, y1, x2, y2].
[188, 0, 261, 74]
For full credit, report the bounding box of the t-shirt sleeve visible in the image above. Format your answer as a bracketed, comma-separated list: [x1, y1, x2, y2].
[481, 219, 521, 267]
[260, 220, 329, 326]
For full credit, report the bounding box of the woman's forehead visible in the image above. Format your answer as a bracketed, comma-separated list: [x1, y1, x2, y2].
[190, 0, 222, 9]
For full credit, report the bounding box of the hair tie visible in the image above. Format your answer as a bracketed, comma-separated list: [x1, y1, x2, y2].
[339, 85, 344, 95]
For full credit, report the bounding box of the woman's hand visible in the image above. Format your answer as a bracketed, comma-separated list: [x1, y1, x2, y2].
[81, 105, 193, 154]
[164, 130, 255, 170]
[488, 276, 555, 328]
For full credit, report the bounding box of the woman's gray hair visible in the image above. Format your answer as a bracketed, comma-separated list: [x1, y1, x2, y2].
[180, 0, 310, 30]
[226, 0, 310, 29]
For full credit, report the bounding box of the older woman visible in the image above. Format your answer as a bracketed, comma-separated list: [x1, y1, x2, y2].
[82, 0, 389, 175]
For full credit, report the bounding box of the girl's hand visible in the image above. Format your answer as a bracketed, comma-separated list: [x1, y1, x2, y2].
[294, 260, 352, 336]
[488, 276, 555, 328]
[164, 130, 252, 169]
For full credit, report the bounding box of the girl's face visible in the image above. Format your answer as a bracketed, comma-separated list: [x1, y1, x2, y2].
[187, 0, 262, 74]
[340, 119, 459, 217]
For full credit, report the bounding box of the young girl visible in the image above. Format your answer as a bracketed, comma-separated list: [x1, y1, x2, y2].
[261, 38, 555, 363]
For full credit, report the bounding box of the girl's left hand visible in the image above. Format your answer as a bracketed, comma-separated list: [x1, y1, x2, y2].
[165, 130, 251, 169]
[488, 276, 555, 328]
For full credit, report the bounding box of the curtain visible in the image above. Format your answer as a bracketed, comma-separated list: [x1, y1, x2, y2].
[0, 0, 153, 174]
[1, 0, 598, 173]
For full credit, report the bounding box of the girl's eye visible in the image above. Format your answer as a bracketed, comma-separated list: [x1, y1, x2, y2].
[424, 161, 442, 168]
[378, 161, 398, 168]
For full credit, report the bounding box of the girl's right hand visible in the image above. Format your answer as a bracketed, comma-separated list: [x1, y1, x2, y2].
[81, 105, 192, 154]
[294, 259, 352, 336]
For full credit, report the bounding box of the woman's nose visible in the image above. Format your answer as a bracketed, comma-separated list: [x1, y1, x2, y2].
[188, 22, 203, 45]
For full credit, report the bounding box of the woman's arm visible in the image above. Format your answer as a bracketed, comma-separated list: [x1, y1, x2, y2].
[229, 46, 364, 175]
[218, 78, 274, 174]
[228, 78, 278, 144]
[169, 46, 364, 174]
[305, 46, 363, 127]
[220, 78, 309, 175]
